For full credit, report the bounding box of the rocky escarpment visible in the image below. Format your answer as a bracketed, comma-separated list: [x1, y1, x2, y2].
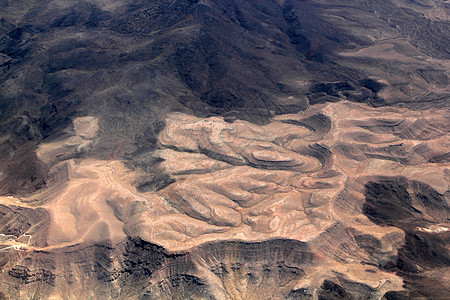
[0, 237, 399, 300]
[363, 178, 450, 299]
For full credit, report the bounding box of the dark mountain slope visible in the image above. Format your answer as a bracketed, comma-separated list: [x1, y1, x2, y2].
[2, 0, 448, 195]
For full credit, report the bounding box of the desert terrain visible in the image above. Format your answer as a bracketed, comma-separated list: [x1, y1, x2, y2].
[0, 0, 449, 299]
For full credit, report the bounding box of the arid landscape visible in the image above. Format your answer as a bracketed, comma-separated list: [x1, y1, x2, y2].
[0, 0, 449, 299]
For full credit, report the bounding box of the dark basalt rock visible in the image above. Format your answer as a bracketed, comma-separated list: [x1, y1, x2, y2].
[289, 288, 314, 299]
[0, 147, 48, 196]
[136, 174, 175, 192]
[428, 152, 450, 163]
[147, 274, 213, 300]
[297, 143, 333, 167]
[0, 205, 49, 245]
[354, 234, 383, 256]
[318, 280, 352, 300]
[358, 79, 384, 94]
[363, 177, 450, 298]
[362, 0, 450, 60]
[363, 178, 448, 228]
[1, 237, 319, 298]
[124, 239, 316, 299]
[8, 266, 55, 285]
